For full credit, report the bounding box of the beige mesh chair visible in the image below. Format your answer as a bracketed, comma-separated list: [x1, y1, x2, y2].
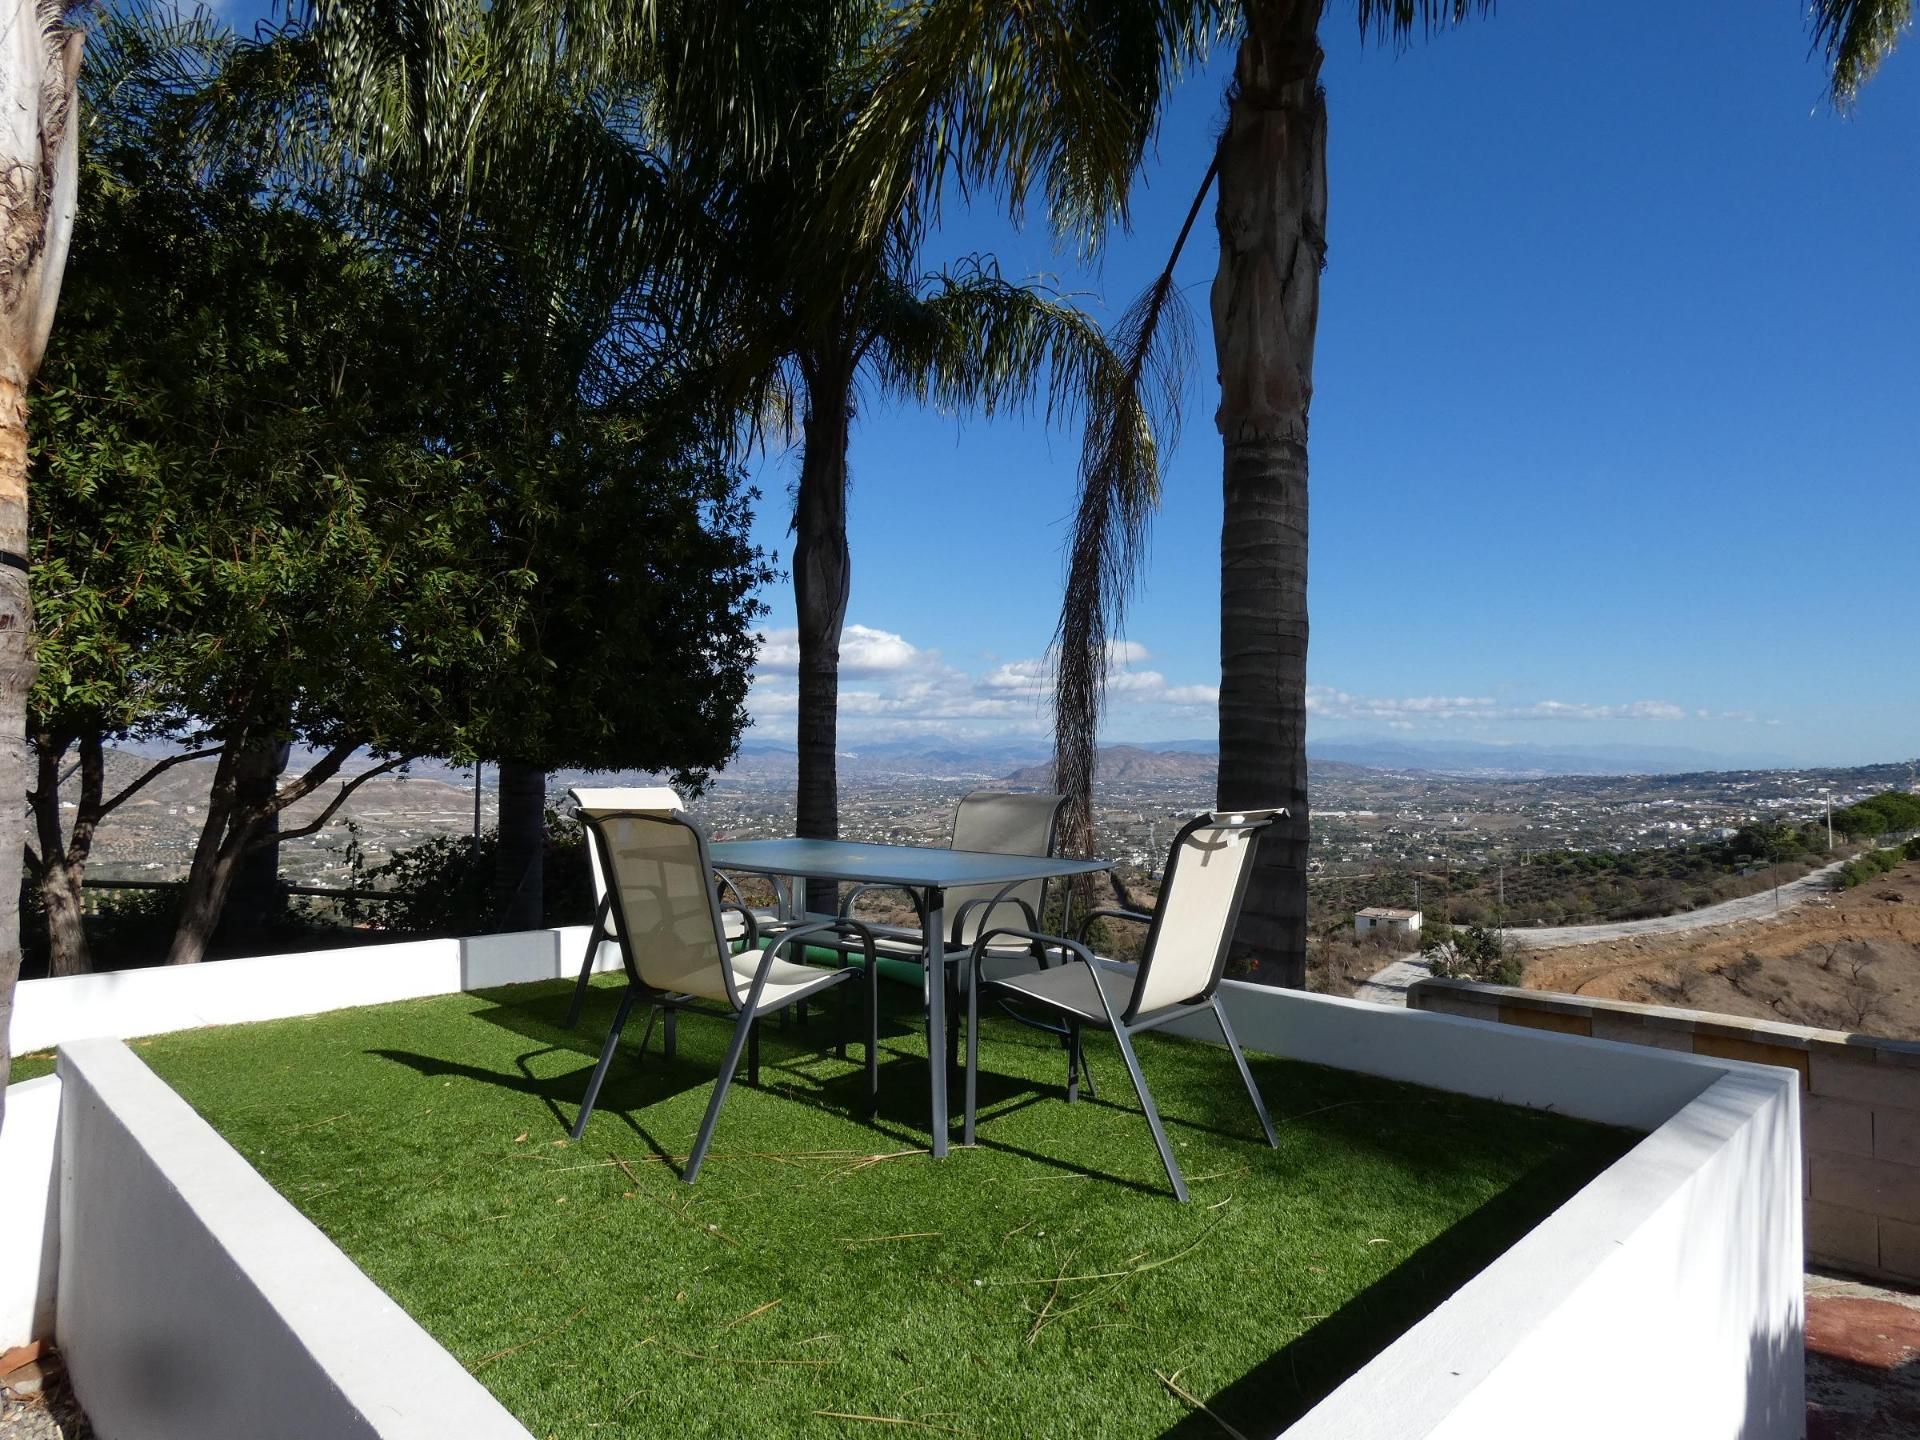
[562, 786, 782, 1030]
[841, 790, 1066, 952]
[570, 808, 879, 1181]
[962, 810, 1283, 1202]
[839, 790, 1066, 1067]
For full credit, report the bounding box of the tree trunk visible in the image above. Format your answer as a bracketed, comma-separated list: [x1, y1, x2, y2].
[793, 351, 854, 916]
[493, 759, 547, 930]
[0, 13, 83, 1121]
[1212, 2, 1326, 988]
[167, 745, 245, 965]
[219, 736, 290, 950]
[0, 377, 33, 1096]
[29, 733, 90, 976]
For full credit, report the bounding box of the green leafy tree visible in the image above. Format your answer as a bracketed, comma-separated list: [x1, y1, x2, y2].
[296, 0, 1178, 915]
[29, 113, 510, 969]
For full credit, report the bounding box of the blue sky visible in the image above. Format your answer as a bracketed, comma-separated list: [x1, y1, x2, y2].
[741, 2, 1920, 767]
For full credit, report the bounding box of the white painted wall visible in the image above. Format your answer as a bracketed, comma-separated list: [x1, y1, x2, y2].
[12, 925, 604, 1055]
[55, 1038, 531, 1440]
[1290, 1070, 1803, 1440]
[1, 934, 1803, 1440]
[0, 1074, 60, 1344]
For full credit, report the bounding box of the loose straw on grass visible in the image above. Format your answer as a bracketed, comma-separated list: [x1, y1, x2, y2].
[811, 1412, 969, 1434]
[1154, 1369, 1248, 1440]
[469, 1305, 587, 1373]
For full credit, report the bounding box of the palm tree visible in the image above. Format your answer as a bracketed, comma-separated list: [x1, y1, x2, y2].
[0, 0, 82, 1107]
[298, 0, 1177, 905]
[845, 0, 1912, 985]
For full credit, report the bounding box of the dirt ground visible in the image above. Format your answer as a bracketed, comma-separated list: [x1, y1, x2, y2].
[1524, 859, 1920, 1041]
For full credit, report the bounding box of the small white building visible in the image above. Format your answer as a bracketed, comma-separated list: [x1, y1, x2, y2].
[1355, 906, 1424, 938]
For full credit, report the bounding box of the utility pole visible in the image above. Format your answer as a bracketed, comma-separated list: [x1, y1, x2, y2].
[472, 762, 484, 855]
[1824, 788, 1834, 853]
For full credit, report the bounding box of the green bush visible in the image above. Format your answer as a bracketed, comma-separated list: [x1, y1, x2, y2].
[1834, 846, 1905, 890]
[371, 811, 594, 937]
[1422, 922, 1524, 987]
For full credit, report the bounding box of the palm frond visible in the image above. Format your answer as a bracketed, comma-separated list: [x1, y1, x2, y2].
[833, 0, 1224, 256]
[1352, 0, 1494, 44]
[1809, 0, 1912, 103]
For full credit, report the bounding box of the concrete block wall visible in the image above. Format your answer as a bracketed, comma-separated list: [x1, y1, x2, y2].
[1410, 976, 1920, 1286]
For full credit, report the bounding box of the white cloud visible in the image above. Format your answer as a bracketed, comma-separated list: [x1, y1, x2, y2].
[748, 625, 1758, 741]
[755, 624, 922, 676]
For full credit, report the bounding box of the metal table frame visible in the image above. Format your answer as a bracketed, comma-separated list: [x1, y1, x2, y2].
[708, 837, 1112, 1157]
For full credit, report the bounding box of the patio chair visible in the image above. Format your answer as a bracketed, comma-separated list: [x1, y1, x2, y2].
[570, 807, 880, 1183]
[838, 789, 1067, 1063]
[962, 809, 1284, 1202]
[562, 786, 783, 1030]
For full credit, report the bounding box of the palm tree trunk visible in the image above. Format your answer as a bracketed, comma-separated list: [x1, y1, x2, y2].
[1213, 1, 1326, 988]
[793, 351, 854, 916]
[493, 759, 547, 930]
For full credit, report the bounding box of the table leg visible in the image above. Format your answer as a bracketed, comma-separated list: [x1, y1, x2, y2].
[924, 886, 947, 1158]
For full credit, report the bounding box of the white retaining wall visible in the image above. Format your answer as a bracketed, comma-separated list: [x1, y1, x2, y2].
[10, 926, 603, 1056]
[56, 1038, 528, 1440]
[1, 934, 1803, 1440]
[0, 1074, 61, 1344]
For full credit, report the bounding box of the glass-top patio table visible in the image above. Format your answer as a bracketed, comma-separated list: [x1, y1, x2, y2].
[708, 838, 1114, 1157]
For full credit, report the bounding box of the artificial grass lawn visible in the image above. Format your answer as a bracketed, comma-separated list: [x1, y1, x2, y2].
[136, 979, 1635, 1439]
[7, 1050, 55, 1085]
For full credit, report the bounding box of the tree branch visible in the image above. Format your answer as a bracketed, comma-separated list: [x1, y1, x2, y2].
[264, 740, 360, 815]
[98, 745, 226, 820]
[264, 755, 410, 849]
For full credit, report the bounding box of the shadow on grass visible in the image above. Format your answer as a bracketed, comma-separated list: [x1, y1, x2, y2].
[1160, 1146, 1620, 1438]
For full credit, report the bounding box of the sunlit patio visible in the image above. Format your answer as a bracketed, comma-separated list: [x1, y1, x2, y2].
[121, 976, 1627, 1438]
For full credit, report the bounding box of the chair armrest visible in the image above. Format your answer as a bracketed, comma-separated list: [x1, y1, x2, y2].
[950, 883, 1040, 948]
[1075, 907, 1153, 944]
[839, 882, 927, 930]
[718, 902, 760, 950]
[968, 926, 1096, 974]
[762, 916, 879, 972]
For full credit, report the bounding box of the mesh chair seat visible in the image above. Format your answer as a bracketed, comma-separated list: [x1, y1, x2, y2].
[963, 809, 1286, 1203]
[986, 960, 1139, 1026]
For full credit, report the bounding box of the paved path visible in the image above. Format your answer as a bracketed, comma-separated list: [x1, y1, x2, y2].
[1508, 859, 1849, 950]
[1352, 953, 1429, 1007]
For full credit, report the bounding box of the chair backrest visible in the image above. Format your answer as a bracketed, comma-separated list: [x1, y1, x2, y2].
[1128, 810, 1282, 1019]
[577, 807, 740, 1008]
[569, 786, 683, 924]
[945, 791, 1066, 945]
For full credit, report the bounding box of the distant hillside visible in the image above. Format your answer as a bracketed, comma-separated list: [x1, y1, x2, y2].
[1001, 746, 1385, 788]
[1002, 746, 1216, 786]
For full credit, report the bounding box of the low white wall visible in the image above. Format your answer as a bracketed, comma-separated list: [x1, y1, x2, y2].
[12, 926, 603, 1055]
[1204, 977, 1725, 1131]
[1292, 1067, 1802, 1440]
[2, 935, 1803, 1440]
[3, 927, 601, 1351]
[0, 1074, 60, 1344]
[56, 1038, 531, 1440]
[1171, 982, 1804, 1440]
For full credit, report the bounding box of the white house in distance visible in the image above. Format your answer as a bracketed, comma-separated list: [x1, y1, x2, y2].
[1356, 906, 1424, 938]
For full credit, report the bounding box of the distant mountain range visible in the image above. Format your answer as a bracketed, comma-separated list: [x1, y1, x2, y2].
[718, 735, 1803, 783]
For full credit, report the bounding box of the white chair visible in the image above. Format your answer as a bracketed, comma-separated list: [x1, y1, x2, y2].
[569, 806, 880, 1181]
[963, 809, 1284, 1202]
[562, 786, 782, 1029]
